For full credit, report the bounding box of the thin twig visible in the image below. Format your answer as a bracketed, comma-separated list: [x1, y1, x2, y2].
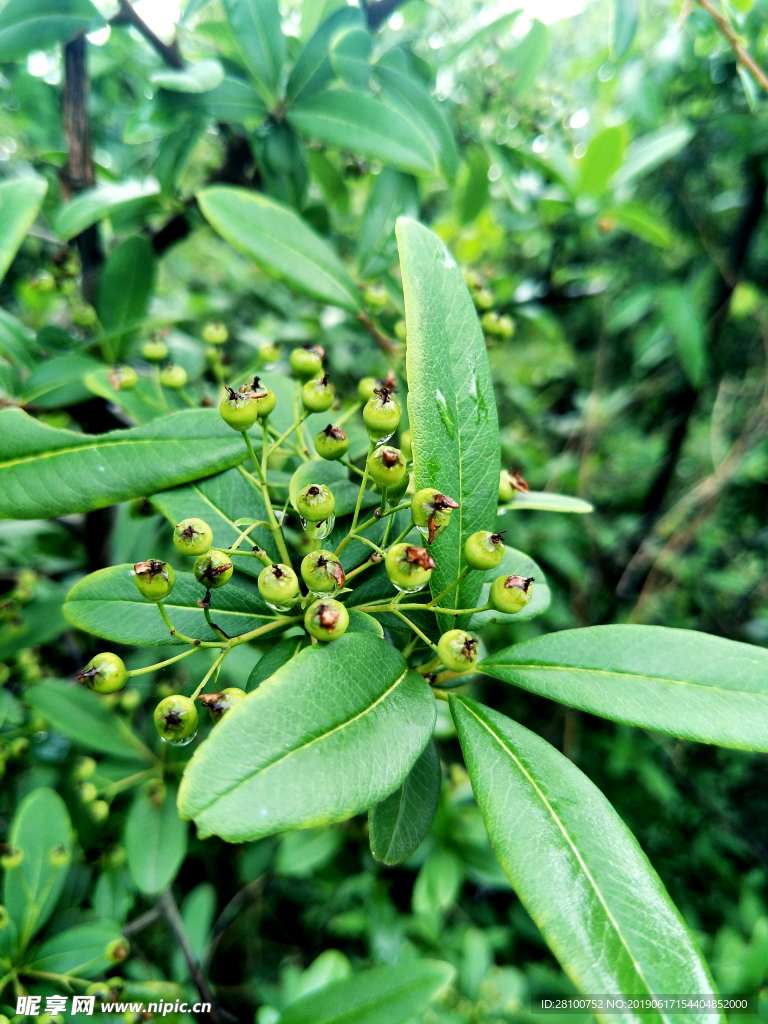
[202, 877, 265, 975]
[113, 0, 184, 68]
[122, 905, 163, 937]
[159, 890, 222, 1024]
[694, 0, 768, 94]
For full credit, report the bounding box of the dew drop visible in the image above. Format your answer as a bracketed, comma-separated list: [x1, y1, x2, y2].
[300, 514, 336, 540]
[165, 730, 197, 747]
[434, 389, 455, 440]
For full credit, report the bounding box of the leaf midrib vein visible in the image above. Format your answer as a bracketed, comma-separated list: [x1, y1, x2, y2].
[1, 436, 242, 471]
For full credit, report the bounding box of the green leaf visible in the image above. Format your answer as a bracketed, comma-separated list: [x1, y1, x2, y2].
[346, 608, 384, 637]
[84, 367, 173, 425]
[64, 565, 272, 646]
[612, 125, 694, 189]
[470, 545, 550, 628]
[501, 490, 593, 513]
[279, 960, 455, 1024]
[661, 285, 706, 387]
[330, 25, 372, 91]
[172, 883, 216, 982]
[205, 75, 266, 126]
[288, 459, 378, 517]
[0, 177, 47, 280]
[0, 407, 249, 519]
[502, 19, 549, 96]
[25, 680, 152, 761]
[479, 624, 768, 751]
[288, 90, 436, 176]
[357, 168, 418, 278]
[178, 634, 436, 840]
[0, 0, 103, 61]
[396, 217, 500, 626]
[450, 696, 720, 1012]
[125, 786, 188, 895]
[27, 921, 123, 979]
[287, 6, 363, 103]
[413, 846, 464, 917]
[19, 353, 101, 408]
[247, 636, 308, 690]
[443, 10, 523, 62]
[52, 179, 161, 241]
[604, 202, 673, 248]
[97, 236, 156, 353]
[3, 788, 72, 950]
[456, 146, 490, 225]
[369, 739, 441, 864]
[611, 0, 639, 59]
[198, 185, 361, 312]
[307, 150, 350, 214]
[0, 307, 35, 371]
[223, 0, 285, 102]
[151, 59, 224, 94]
[577, 127, 627, 197]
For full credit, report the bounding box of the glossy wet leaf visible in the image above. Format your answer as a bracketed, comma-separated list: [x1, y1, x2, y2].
[346, 608, 384, 637]
[288, 90, 436, 175]
[64, 565, 273, 646]
[279, 960, 455, 1024]
[503, 18, 549, 96]
[330, 25, 372, 90]
[369, 739, 441, 864]
[501, 491, 593, 513]
[470, 545, 550, 627]
[0, 0, 102, 61]
[397, 218, 499, 626]
[27, 921, 124, 978]
[357, 168, 418, 278]
[178, 634, 436, 840]
[3, 788, 72, 950]
[479, 624, 768, 751]
[247, 636, 308, 690]
[26, 680, 152, 760]
[151, 59, 224, 93]
[52, 179, 161, 241]
[612, 124, 694, 188]
[611, 0, 639, 58]
[223, 0, 285, 102]
[287, 6, 363, 103]
[577, 126, 627, 197]
[199, 186, 360, 312]
[605, 202, 672, 248]
[125, 786, 188, 895]
[205, 75, 266, 125]
[0, 407, 250, 519]
[19, 353, 101, 409]
[451, 696, 720, 1017]
[97, 235, 156, 353]
[0, 177, 47, 280]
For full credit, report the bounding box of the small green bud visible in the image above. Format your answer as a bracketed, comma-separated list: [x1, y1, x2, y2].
[290, 344, 324, 381]
[305, 598, 349, 641]
[77, 652, 128, 694]
[437, 629, 479, 673]
[474, 287, 494, 310]
[315, 424, 349, 461]
[203, 322, 228, 345]
[364, 283, 388, 308]
[296, 483, 335, 522]
[75, 755, 97, 780]
[9, 737, 28, 758]
[142, 339, 168, 362]
[238, 376, 276, 420]
[259, 342, 280, 362]
[108, 365, 137, 391]
[174, 517, 214, 556]
[395, 319, 408, 341]
[193, 549, 234, 589]
[106, 936, 130, 962]
[220, 386, 258, 431]
[363, 387, 401, 443]
[499, 470, 514, 503]
[411, 488, 459, 544]
[301, 549, 345, 595]
[160, 363, 188, 389]
[301, 373, 335, 413]
[133, 560, 174, 601]
[489, 574, 534, 614]
[0, 847, 22, 870]
[258, 563, 300, 611]
[49, 842, 70, 868]
[0, 904, 9, 930]
[385, 543, 435, 594]
[79, 781, 98, 804]
[200, 687, 247, 722]
[464, 530, 506, 571]
[89, 799, 110, 823]
[368, 445, 407, 490]
[154, 694, 198, 745]
[358, 377, 378, 402]
[120, 688, 141, 712]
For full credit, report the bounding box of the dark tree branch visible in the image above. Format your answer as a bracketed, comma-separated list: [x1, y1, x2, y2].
[159, 889, 223, 1024]
[113, 0, 184, 68]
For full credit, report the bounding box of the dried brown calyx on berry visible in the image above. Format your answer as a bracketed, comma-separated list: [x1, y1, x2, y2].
[200, 693, 226, 712]
[508, 467, 529, 493]
[373, 385, 396, 405]
[225, 385, 248, 403]
[380, 447, 401, 469]
[506, 575, 534, 592]
[428, 494, 460, 545]
[134, 560, 169, 581]
[323, 424, 347, 441]
[305, 344, 325, 359]
[316, 555, 345, 588]
[377, 370, 398, 392]
[316, 603, 341, 633]
[404, 546, 437, 571]
[461, 635, 479, 659]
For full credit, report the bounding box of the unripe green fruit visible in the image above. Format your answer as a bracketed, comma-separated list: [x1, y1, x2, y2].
[174, 518, 213, 556]
[315, 424, 349, 460]
[363, 389, 401, 443]
[258, 563, 300, 610]
[296, 484, 335, 522]
[75, 756, 97, 780]
[109, 365, 137, 391]
[305, 599, 349, 641]
[368, 445, 407, 489]
[490, 574, 534, 614]
[142, 339, 168, 362]
[160, 363, 187, 389]
[154, 694, 198, 745]
[79, 781, 98, 804]
[364, 283, 388, 308]
[400, 429, 412, 461]
[89, 800, 109, 823]
[358, 377, 378, 402]
[301, 549, 345, 594]
[133, 560, 174, 601]
[464, 530, 506, 571]
[437, 629, 479, 672]
[499, 470, 514, 503]
[290, 345, 324, 381]
[474, 287, 494, 310]
[395, 319, 407, 341]
[200, 687, 247, 722]
[411, 488, 459, 544]
[220, 387, 258, 431]
[301, 373, 335, 413]
[203, 322, 228, 345]
[385, 543, 436, 593]
[193, 549, 233, 589]
[77, 652, 128, 694]
[239, 377, 276, 420]
[259, 342, 280, 362]
[106, 937, 129, 963]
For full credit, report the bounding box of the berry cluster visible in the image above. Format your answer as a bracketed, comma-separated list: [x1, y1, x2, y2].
[76, 350, 534, 747]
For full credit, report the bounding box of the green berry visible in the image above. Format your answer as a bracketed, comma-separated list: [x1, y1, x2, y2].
[474, 287, 494, 310]
[296, 484, 335, 522]
[464, 530, 506, 571]
[220, 386, 258, 431]
[154, 695, 198, 745]
[258, 563, 300, 610]
[499, 470, 514, 503]
[160, 363, 187, 389]
[437, 629, 479, 672]
[385, 543, 435, 594]
[301, 373, 335, 413]
[89, 800, 109, 823]
[239, 376, 276, 420]
[77, 652, 127, 694]
[364, 283, 388, 308]
[200, 687, 247, 722]
[108, 365, 137, 391]
[259, 342, 280, 362]
[142, 340, 168, 362]
[400, 429, 413, 461]
[203, 322, 228, 345]
[489, 574, 534, 614]
[193, 549, 233, 589]
[173, 518, 213, 556]
[411, 488, 459, 544]
[363, 387, 401, 443]
[305, 598, 349, 641]
[395, 319, 407, 341]
[315, 424, 349, 461]
[358, 377, 378, 402]
[301, 549, 345, 595]
[368, 445, 407, 489]
[133, 560, 174, 602]
[290, 345, 324, 381]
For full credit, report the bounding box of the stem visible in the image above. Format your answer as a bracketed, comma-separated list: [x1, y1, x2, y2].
[99, 767, 157, 800]
[203, 606, 230, 642]
[157, 603, 222, 648]
[20, 970, 90, 991]
[192, 650, 228, 700]
[390, 517, 416, 548]
[267, 412, 308, 459]
[344, 556, 379, 584]
[114, 0, 184, 68]
[335, 443, 375, 556]
[335, 401, 362, 428]
[159, 890, 221, 1024]
[342, 457, 366, 479]
[240, 434, 292, 564]
[694, 0, 768, 94]
[391, 610, 440, 652]
[229, 615, 302, 647]
[126, 647, 202, 676]
[430, 569, 472, 606]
